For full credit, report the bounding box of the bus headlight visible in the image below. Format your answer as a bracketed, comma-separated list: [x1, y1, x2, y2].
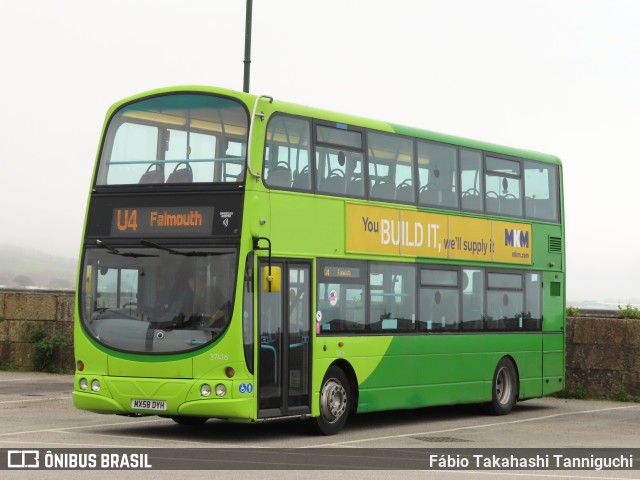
[215, 384, 227, 397]
[79, 378, 88, 391]
[200, 384, 212, 397]
[91, 379, 101, 392]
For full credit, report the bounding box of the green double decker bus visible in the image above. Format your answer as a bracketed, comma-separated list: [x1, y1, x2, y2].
[73, 85, 565, 435]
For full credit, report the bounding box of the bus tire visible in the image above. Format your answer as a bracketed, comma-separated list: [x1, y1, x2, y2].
[312, 366, 350, 435]
[488, 357, 518, 415]
[171, 416, 208, 426]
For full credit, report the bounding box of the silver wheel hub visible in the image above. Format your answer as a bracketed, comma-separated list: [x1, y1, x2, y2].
[320, 378, 347, 423]
[495, 366, 513, 405]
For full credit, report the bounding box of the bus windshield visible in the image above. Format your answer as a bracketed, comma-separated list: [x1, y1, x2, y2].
[96, 94, 248, 186]
[80, 246, 237, 354]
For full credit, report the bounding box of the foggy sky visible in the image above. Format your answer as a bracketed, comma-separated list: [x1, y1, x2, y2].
[1, 0, 638, 302]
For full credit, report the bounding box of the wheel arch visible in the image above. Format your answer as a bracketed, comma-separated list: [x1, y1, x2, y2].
[328, 359, 359, 415]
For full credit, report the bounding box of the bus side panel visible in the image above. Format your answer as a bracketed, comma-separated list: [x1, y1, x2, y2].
[542, 333, 565, 395]
[74, 324, 109, 375]
[542, 271, 566, 395]
[270, 195, 345, 257]
[350, 333, 543, 413]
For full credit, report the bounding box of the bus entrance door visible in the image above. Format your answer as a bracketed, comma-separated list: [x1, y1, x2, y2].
[258, 260, 312, 418]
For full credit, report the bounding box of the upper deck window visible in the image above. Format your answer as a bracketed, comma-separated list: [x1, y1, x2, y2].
[460, 149, 483, 211]
[96, 94, 248, 186]
[264, 115, 312, 190]
[417, 141, 458, 209]
[315, 124, 365, 197]
[485, 157, 523, 217]
[261, 112, 561, 224]
[524, 161, 560, 222]
[368, 132, 415, 203]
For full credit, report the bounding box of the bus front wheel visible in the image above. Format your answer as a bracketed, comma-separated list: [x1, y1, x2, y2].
[312, 366, 350, 435]
[488, 357, 518, 415]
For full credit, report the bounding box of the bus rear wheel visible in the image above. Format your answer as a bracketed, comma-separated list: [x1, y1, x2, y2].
[312, 366, 350, 435]
[488, 357, 518, 415]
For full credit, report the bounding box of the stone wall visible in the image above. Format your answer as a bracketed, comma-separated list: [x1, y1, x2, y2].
[566, 316, 640, 397]
[1, 290, 639, 398]
[0, 289, 74, 371]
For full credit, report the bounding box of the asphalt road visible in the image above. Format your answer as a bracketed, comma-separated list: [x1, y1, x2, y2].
[1, 371, 639, 479]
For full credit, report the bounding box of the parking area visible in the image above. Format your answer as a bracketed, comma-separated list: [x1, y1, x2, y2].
[1, 371, 639, 479]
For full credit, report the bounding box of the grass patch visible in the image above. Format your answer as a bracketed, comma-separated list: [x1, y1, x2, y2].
[21, 323, 69, 372]
[0, 362, 21, 371]
[614, 391, 640, 403]
[566, 306, 580, 317]
[553, 385, 587, 400]
[553, 386, 640, 403]
[618, 304, 640, 319]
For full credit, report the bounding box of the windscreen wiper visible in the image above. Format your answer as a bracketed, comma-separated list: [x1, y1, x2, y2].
[95, 239, 157, 258]
[140, 240, 181, 254]
[140, 239, 232, 257]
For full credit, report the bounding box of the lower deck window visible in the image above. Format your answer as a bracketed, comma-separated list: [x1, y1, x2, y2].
[317, 259, 542, 335]
[317, 261, 366, 333]
[369, 264, 416, 332]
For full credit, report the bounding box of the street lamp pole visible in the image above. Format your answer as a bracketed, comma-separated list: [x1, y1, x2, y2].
[243, 0, 253, 93]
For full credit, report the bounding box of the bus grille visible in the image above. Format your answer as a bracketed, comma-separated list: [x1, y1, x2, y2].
[548, 236, 562, 253]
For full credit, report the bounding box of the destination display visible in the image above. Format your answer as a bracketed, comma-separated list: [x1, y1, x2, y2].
[84, 192, 244, 240]
[346, 204, 532, 265]
[110, 207, 215, 237]
[322, 266, 361, 279]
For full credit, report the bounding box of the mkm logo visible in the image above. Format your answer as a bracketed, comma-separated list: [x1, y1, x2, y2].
[505, 229, 529, 248]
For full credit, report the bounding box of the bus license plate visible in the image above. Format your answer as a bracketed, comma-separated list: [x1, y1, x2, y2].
[131, 399, 167, 411]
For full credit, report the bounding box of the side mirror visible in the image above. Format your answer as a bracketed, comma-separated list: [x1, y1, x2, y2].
[263, 266, 281, 293]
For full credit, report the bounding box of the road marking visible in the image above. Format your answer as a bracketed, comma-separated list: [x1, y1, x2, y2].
[0, 396, 69, 405]
[56, 428, 250, 448]
[0, 438, 157, 449]
[0, 417, 166, 437]
[0, 425, 258, 448]
[0, 433, 246, 449]
[312, 404, 640, 447]
[0, 417, 251, 448]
